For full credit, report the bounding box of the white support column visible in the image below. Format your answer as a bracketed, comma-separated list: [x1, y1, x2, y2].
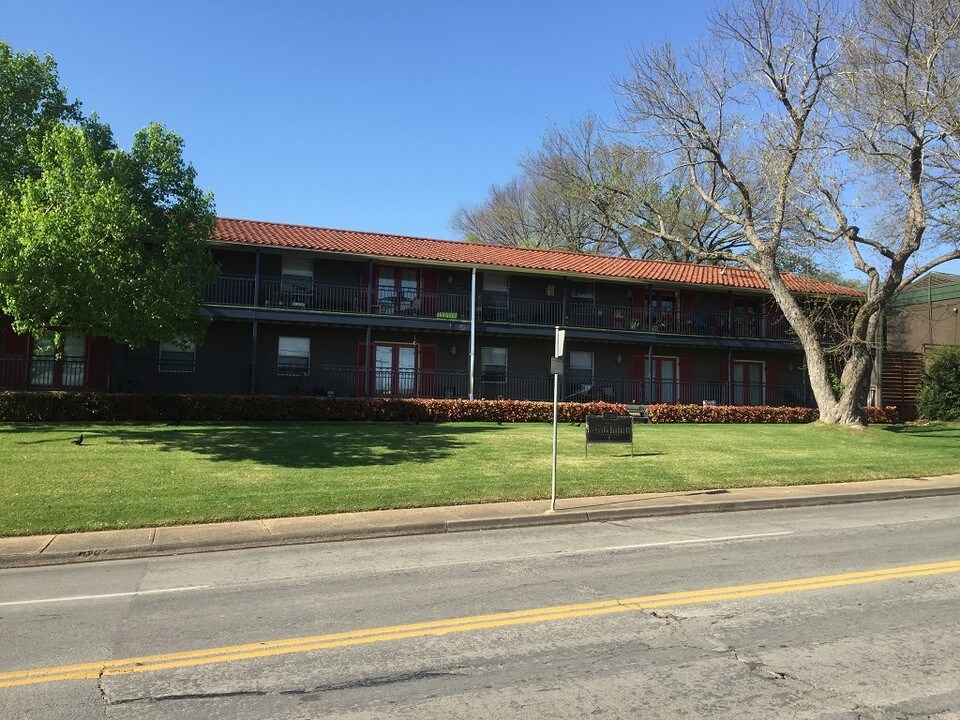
[469, 268, 477, 400]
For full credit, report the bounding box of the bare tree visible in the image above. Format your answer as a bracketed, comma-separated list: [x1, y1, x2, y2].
[452, 116, 745, 261]
[616, 0, 960, 426]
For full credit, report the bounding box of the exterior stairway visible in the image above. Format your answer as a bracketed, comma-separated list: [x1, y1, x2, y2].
[624, 404, 653, 424]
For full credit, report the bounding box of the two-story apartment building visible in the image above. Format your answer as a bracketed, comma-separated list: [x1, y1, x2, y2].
[0, 217, 865, 405]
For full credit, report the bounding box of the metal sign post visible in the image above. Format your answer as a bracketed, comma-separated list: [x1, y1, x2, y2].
[549, 327, 565, 513]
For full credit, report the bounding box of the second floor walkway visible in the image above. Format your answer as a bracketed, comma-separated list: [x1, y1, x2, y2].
[205, 275, 794, 342]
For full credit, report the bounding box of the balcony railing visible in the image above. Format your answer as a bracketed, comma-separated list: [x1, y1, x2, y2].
[204, 275, 793, 340]
[0, 354, 111, 391]
[564, 304, 791, 340]
[205, 276, 473, 321]
[276, 367, 810, 407]
[1, 354, 814, 407]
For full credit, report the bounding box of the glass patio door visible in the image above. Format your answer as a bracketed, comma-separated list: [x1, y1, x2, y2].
[61, 334, 86, 387]
[30, 334, 55, 387]
[377, 269, 419, 315]
[30, 333, 85, 387]
[652, 357, 677, 403]
[733, 361, 763, 405]
[648, 292, 677, 332]
[374, 344, 417, 396]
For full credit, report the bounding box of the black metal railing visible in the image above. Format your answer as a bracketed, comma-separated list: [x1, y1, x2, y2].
[205, 275, 473, 321]
[563, 305, 791, 340]
[2, 354, 815, 407]
[204, 275, 794, 340]
[0, 355, 111, 392]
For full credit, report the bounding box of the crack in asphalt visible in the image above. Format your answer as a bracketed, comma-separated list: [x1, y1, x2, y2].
[649, 610, 685, 624]
[102, 669, 464, 706]
[96, 667, 108, 718]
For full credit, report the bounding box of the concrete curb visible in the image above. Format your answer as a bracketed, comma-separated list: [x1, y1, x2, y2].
[3, 479, 960, 569]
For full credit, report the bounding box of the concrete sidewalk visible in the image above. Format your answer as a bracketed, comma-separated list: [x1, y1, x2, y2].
[4, 474, 960, 569]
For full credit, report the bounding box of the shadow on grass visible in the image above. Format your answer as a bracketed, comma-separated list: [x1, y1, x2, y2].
[4, 423, 507, 470]
[882, 423, 960, 439]
[584, 451, 664, 458]
[123, 424, 502, 469]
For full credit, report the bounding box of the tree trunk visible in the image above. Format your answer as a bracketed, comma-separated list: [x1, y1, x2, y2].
[760, 264, 873, 428]
[811, 340, 873, 428]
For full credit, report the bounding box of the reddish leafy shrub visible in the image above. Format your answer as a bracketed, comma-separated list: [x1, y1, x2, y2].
[0, 392, 899, 424]
[865, 406, 899, 424]
[0, 392, 626, 423]
[647, 403, 899, 424]
[646, 404, 819, 424]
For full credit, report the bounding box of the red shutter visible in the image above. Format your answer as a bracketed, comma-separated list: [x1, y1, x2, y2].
[765, 360, 780, 406]
[679, 356, 695, 403]
[2, 321, 29, 355]
[1, 321, 30, 390]
[421, 269, 439, 317]
[419, 344, 437, 398]
[356, 342, 371, 396]
[86, 338, 111, 391]
[720, 357, 730, 405]
[359, 267, 370, 313]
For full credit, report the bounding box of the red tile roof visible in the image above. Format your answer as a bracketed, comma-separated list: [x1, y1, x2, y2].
[212, 217, 863, 298]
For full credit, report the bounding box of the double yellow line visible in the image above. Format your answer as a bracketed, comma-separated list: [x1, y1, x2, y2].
[4, 558, 960, 689]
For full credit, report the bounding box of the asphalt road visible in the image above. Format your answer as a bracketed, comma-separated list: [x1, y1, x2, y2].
[2, 497, 960, 719]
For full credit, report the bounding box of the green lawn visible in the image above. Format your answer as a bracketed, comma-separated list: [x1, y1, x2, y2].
[1, 421, 958, 536]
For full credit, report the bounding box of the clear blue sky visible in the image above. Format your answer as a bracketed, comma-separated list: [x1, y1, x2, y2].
[1, 0, 715, 241]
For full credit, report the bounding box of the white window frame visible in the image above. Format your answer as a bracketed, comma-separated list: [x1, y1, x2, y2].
[569, 350, 594, 373]
[30, 332, 57, 386]
[281, 256, 314, 279]
[569, 350, 594, 389]
[483, 273, 509, 294]
[571, 282, 595, 300]
[480, 346, 508, 383]
[280, 256, 314, 308]
[159, 340, 196, 374]
[278, 336, 311, 377]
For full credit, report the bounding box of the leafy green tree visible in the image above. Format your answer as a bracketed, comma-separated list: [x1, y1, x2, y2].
[0, 42, 216, 348]
[0, 42, 80, 187]
[917, 346, 960, 421]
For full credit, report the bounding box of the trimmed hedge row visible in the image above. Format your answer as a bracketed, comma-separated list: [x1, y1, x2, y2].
[0, 392, 625, 424]
[0, 392, 899, 424]
[647, 404, 818, 424]
[647, 403, 899, 424]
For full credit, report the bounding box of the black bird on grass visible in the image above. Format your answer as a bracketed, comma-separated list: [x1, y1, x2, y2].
[71, 434, 84, 446]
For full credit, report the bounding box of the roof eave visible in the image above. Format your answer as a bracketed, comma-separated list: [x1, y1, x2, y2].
[208, 237, 862, 299]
